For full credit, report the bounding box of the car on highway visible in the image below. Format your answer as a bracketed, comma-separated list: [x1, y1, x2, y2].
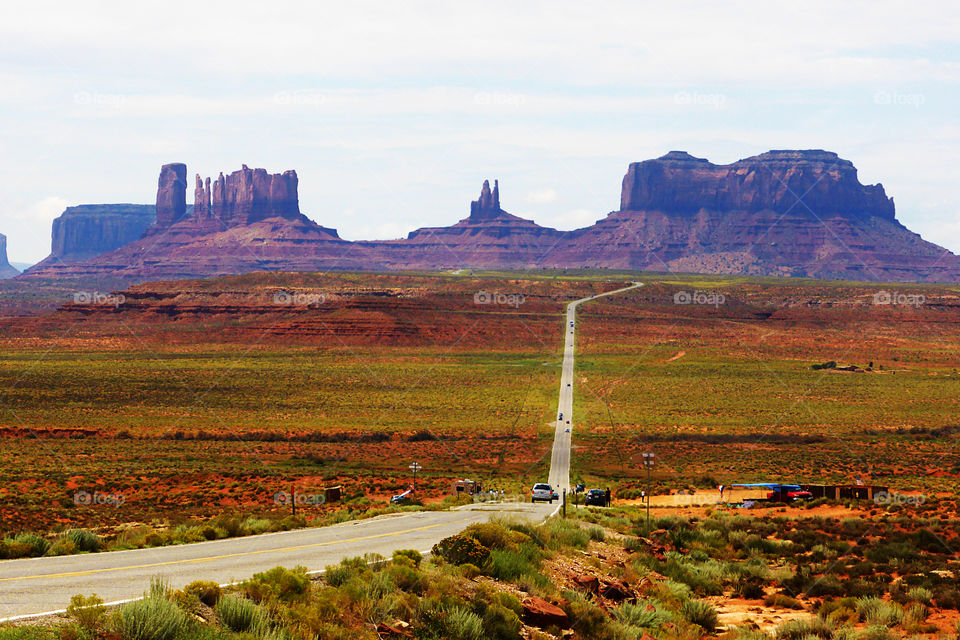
[585, 489, 607, 506]
[558, 412, 563, 420]
[565, 427, 570, 432]
[531, 483, 556, 503]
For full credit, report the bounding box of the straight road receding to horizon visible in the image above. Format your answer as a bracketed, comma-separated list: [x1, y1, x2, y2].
[0, 280, 642, 621]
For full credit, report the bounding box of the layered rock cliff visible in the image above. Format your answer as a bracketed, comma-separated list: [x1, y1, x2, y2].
[20, 152, 960, 284]
[620, 150, 895, 220]
[0, 233, 19, 279]
[544, 150, 952, 280]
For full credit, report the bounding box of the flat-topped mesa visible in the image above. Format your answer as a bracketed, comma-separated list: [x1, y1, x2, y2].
[620, 149, 895, 220]
[155, 163, 188, 227]
[469, 179, 503, 221]
[205, 165, 301, 226]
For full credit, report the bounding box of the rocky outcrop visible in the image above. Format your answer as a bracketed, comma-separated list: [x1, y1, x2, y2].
[391, 179, 564, 269]
[205, 165, 300, 226]
[538, 150, 955, 281]
[0, 233, 18, 279]
[50, 205, 156, 262]
[469, 179, 501, 221]
[22, 205, 158, 276]
[155, 163, 187, 227]
[620, 150, 895, 220]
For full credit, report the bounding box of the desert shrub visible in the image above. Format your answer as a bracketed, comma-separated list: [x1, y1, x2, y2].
[543, 519, 590, 550]
[763, 593, 803, 609]
[774, 616, 834, 640]
[184, 580, 222, 606]
[432, 534, 490, 566]
[855, 626, 894, 640]
[855, 597, 903, 627]
[393, 549, 423, 567]
[486, 544, 542, 582]
[113, 593, 190, 640]
[906, 586, 932, 604]
[933, 587, 960, 609]
[416, 599, 483, 640]
[240, 517, 272, 536]
[386, 561, 423, 592]
[481, 603, 522, 640]
[215, 595, 267, 633]
[324, 556, 368, 587]
[63, 529, 101, 553]
[44, 538, 77, 557]
[562, 592, 613, 639]
[444, 607, 484, 640]
[0, 541, 25, 560]
[0, 630, 56, 639]
[13, 533, 49, 557]
[734, 577, 766, 599]
[681, 599, 719, 631]
[462, 522, 515, 551]
[66, 594, 106, 630]
[245, 566, 310, 604]
[588, 527, 606, 542]
[614, 600, 673, 628]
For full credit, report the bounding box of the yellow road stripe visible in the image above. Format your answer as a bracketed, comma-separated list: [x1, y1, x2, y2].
[0, 523, 446, 583]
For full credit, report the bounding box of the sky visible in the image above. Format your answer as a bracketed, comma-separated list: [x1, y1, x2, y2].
[0, 1, 958, 264]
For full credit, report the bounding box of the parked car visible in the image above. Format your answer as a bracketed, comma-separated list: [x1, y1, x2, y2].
[531, 483, 555, 503]
[585, 489, 607, 506]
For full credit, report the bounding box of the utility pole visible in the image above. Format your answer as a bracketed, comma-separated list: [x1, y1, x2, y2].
[641, 452, 656, 530]
[409, 462, 422, 495]
[562, 489, 567, 518]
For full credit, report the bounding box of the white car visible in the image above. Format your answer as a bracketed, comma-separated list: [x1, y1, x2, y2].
[531, 483, 555, 503]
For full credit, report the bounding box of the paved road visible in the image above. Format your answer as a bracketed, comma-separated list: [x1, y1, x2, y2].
[0, 281, 641, 621]
[548, 282, 643, 496]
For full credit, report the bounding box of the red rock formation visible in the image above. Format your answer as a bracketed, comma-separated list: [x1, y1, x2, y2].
[469, 178, 501, 221]
[23, 153, 960, 284]
[391, 179, 564, 269]
[620, 150, 895, 220]
[207, 165, 300, 225]
[155, 163, 187, 227]
[25, 204, 157, 273]
[521, 596, 569, 628]
[193, 174, 211, 218]
[0, 233, 18, 279]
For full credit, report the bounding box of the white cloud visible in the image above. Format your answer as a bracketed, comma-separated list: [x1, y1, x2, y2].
[524, 189, 557, 205]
